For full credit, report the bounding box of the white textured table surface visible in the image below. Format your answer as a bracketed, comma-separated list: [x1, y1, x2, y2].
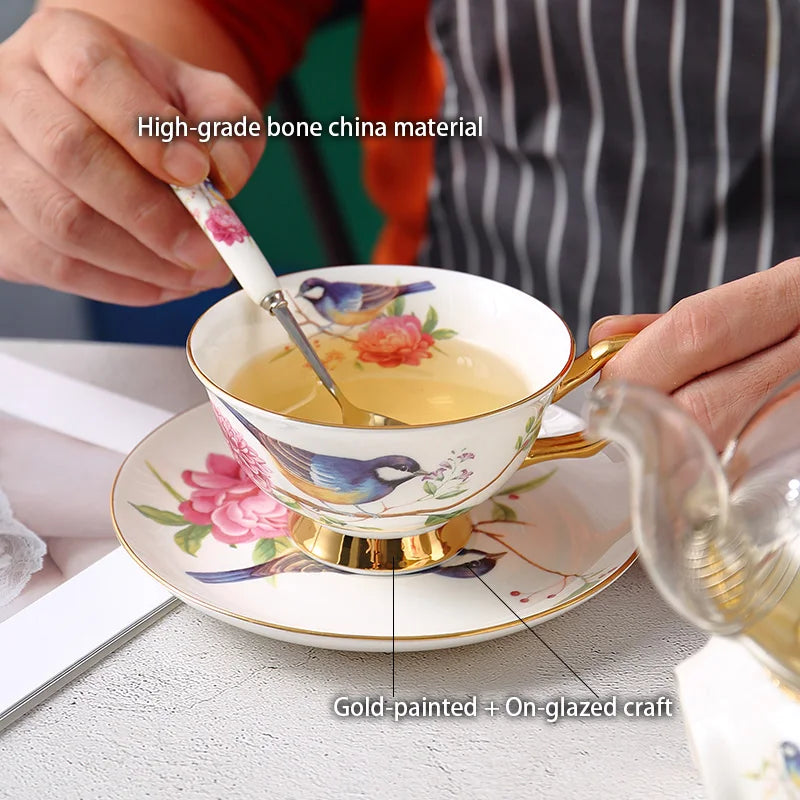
[0, 339, 707, 800]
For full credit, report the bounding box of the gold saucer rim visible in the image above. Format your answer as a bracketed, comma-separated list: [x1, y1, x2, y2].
[114, 517, 637, 642]
[110, 403, 638, 644]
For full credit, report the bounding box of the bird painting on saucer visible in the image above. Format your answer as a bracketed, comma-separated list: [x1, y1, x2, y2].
[187, 547, 506, 584]
[297, 277, 435, 326]
[433, 549, 506, 578]
[223, 403, 423, 508]
[781, 741, 800, 792]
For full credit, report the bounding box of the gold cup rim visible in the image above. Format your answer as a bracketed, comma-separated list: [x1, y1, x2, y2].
[186, 266, 577, 432]
[110, 402, 637, 643]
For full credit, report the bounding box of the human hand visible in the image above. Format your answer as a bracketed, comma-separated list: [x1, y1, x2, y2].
[0, 8, 265, 304]
[588, 259, 800, 450]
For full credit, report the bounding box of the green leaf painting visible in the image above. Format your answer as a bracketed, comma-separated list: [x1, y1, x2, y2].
[435, 489, 467, 500]
[496, 468, 557, 496]
[431, 329, 457, 340]
[130, 504, 188, 526]
[174, 524, 212, 556]
[252, 536, 292, 564]
[491, 501, 517, 522]
[273, 491, 302, 511]
[424, 509, 468, 527]
[146, 462, 186, 503]
[422, 306, 438, 334]
[385, 296, 405, 316]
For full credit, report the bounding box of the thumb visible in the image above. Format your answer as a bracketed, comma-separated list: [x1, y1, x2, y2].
[588, 313, 662, 345]
[172, 63, 266, 197]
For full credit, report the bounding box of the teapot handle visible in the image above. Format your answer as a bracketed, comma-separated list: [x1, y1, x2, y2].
[522, 334, 634, 467]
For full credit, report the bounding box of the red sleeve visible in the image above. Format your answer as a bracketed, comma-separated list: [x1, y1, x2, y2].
[195, 0, 335, 101]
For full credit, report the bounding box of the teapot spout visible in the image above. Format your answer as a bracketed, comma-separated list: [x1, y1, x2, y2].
[585, 381, 735, 631]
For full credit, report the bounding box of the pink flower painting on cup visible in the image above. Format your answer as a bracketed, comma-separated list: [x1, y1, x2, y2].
[205, 205, 248, 246]
[211, 402, 272, 491]
[179, 454, 287, 545]
[353, 314, 434, 368]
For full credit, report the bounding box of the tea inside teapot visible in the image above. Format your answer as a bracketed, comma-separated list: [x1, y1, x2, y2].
[586, 375, 800, 691]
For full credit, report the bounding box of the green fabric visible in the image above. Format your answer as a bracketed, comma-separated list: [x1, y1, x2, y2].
[231, 17, 383, 274]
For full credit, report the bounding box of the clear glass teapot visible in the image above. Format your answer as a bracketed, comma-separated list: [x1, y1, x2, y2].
[585, 373, 800, 692]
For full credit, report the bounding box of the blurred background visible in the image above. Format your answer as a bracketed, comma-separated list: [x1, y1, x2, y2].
[0, 0, 381, 344]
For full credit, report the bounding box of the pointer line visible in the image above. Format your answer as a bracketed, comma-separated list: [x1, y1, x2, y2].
[392, 557, 395, 697]
[466, 566, 599, 698]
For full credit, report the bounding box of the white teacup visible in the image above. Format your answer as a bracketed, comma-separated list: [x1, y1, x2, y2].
[187, 264, 629, 573]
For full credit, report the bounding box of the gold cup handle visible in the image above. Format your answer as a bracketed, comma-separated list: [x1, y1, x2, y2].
[522, 334, 635, 468]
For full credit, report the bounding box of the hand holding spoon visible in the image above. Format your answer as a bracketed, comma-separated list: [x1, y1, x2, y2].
[171, 180, 405, 427]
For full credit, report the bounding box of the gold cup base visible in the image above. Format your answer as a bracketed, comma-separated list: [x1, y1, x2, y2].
[288, 513, 474, 574]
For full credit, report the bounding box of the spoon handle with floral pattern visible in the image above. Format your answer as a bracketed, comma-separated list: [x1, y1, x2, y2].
[171, 180, 282, 306]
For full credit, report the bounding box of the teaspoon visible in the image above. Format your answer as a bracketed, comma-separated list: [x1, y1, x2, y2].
[171, 180, 406, 428]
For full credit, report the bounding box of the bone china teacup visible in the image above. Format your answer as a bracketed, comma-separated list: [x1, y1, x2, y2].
[187, 264, 630, 573]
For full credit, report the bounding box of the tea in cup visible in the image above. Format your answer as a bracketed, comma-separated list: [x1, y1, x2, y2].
[187, 264, 629, 572]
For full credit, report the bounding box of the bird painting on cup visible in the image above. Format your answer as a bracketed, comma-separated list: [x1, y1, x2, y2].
[296, 277, 434, 327]
[223, 403, 424, 512]
[263, 435, 422, 511]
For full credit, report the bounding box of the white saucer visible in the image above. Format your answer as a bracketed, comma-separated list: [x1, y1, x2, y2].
[112, 404, 635, 652]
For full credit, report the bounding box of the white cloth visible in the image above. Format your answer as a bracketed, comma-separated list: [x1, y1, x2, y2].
[0, 412, 122, 621]
[676, 636, 800, 800]
[0, 486, 46, 607]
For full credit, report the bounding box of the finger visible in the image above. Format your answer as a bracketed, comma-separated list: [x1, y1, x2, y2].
[32, 9, 263, 196]
[588, 313, 661, 344]
[0, 207, 190, 305]
[31, 8, 209, 186]
[129, 44, 265, 196]
[672, 330, 800, 451]
[601, 261, 800, 392]
[0, 129, 231, 293]
[1, 66, 227, 272]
